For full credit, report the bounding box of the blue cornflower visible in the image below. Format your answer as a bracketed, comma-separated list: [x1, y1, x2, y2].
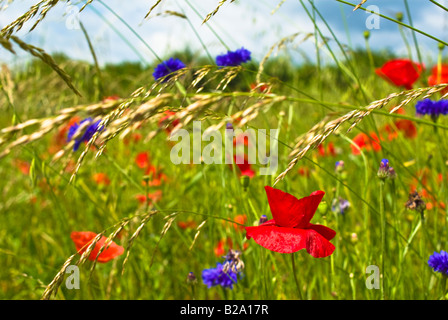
[67, 118, 102, 151]
[428, 250, 448, 276]
[153, 58, 186, 81]
[331, 197, 350, 215]
[216, 47, 251, 67]
[415, 99, 448, 120]
[202, 262, 238, 289]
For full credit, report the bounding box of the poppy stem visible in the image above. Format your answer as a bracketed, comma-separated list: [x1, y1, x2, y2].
[291, 253, 304, 300]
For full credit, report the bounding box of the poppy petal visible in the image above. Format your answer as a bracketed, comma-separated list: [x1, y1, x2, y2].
[259, 219, 276, 227]
[234, 154, 255, 177]
[95, 237, 124, 263]
[306, 223, 336, 241]
[264, 186, 325, 228]
[245, 225, 335, 258]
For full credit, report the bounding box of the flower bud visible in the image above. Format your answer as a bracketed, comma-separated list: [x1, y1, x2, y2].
[241, 175, 250, 190]
[363, 30, 370, 40]
[388, 167, 397, 179]
[318, 201, 329, 215]
[258, 214, 268, 225]
[187, 272, 197, 284]
[405, 191, 426, 214]
[335, 160, 345, 173]
[377, 159, 390, 180]
[377, 159, 397, 180]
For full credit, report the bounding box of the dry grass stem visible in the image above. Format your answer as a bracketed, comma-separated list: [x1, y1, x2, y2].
[121, 211, 158, 275]
[203, 0, 235, 24]
[40, 253, 78, 300]
[354, 0, 368, 11]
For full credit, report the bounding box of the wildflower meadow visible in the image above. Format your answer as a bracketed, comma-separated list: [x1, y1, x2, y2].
[1, 0, 448, 305]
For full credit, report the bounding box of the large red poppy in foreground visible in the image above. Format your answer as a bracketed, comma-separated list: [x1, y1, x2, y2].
[245, 187, 336, 258]
[71, 231, 124, 263]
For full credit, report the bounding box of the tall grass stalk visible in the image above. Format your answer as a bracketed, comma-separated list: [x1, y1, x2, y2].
[379, 179, 386, 300]
[291, 253, 304, 300]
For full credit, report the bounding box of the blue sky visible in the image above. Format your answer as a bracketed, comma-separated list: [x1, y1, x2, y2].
[1, 0, 448, 67]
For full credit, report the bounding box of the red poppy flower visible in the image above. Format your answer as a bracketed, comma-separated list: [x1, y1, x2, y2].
[383, 108, 417, 140]
[428, 64, 448, 95]
[250, 83, 270, 93]
[231, 154, 255, 178]
[317, 144, 325, 156]
[298, 166, 311, 178]
[177, 220, 197, 230]
[135, 194, 147, 204]
[233, 133, 251, 147]
[148, 190, 163, 202]
[223, 214, 247, 231]
[158, 111, 180, 134]
[135, 152, 150, 169]
[351, 132, 382, 155]
[70, 231, 124, 263]
[13, 159, 30, 175]
[135, 152, 167, 186]
[92, 173, 111, 186]
[245, 186, 336, 258]
[214, 237, 248, 257]
[385, 119, 417, 140]
[141, 165, 167, 187]
[233, 214, 247, 231]
[123, 132, 142, 146]
[136, 190, 163, 205]
[384, 124, 399, 141]
[317, 142, 336, 157]
[214, 238, 233, 257]
[376, 59, 423, 90]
